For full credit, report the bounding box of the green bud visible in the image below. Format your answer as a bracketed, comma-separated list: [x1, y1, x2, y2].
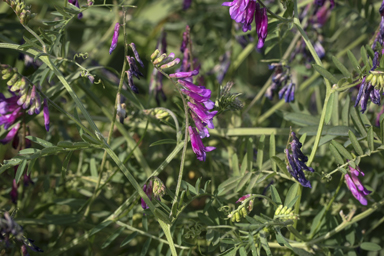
[153, 53, 167, 65]
[152, 177, 166, 199]
[7, 73, 19, 86]
[366, 74, 373, 82]
[280, 206, 288, 215]
[18, 77, 28, 91]
[378, 75, 384, 88]
[17, 93, 27, 105]
[2, 70, 13, 80]
[15, 2, 23, 15]
[371, 75, 377, 86]
[235, 212, 241, 222]
[275, 205, 283, 216]
[248, 199, 254, 212]
[160, 58, 180, 69]
[151, 49, 160, 61]
[230, 213, 236, 222]
[241, 207, 248, 218]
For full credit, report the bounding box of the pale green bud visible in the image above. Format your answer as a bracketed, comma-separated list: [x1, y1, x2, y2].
[151, 49, 160, 61]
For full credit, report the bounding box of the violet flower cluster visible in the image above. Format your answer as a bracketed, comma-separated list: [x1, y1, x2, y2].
[285, 132, 314, 188]
[0, 64, 50, 145]
[266, 63, 295, 103]
[222, 0, 268, 48]
[345, 165, 372, 205]
[354, 6, 384, 114]
[140, 177, 166, 210]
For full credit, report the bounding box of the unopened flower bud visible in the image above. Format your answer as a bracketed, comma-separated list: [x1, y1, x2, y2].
[160, 58, 180, 69]
[281, 206, 289, 215]
[152, 177, 166, 199]
[117, 103, 127, 124]
[129, 43, 144, 68]
[241, 207, 248, 217]
[169, 69, 199, 78]
[153, 53, 167, 65]
[151, 49, 160, 61]
[235, 212, 241, 222]
[109, 23, 120, 55]
[7, 73, 19, 86]
[275, 205, 283, 215]
[248, 199, 254, 212]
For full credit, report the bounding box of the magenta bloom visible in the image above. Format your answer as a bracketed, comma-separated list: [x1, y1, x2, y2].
[183, 0, 192, 10]
[43, 98, 50, 131]
[255, 3, 268, 49]
[0, 123, 20, 145]
[181, 89, 215, 110]
[169, 69, 199, 78]
[345, 166, 372, 205]
[178, 79, 211, 97]
[222, 0, 256, 32]
[141, 180, 153, 210]
[188, 126, 215, 161]
[109, 23, 120, 55]
[188, 102, 218, 129]
[190, 110, 210, 138]
[236, 194, 251, 203]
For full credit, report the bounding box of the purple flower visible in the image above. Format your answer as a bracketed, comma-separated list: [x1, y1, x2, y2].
[181, 89, 215, 110]
[43, 98, 50, 131]
[190, 110, 210, 138]
[345, 166, 372, 205]
[180, 26, 190, 53]
[178, 79, 211, 97]
[376, 106, 384, 126]
[315, 0, 334, 8]
[23, 174, 34, 187]
[129, 43, 144, 68]
[222, 0, 256, 32]
[255, 3, 268, 49]
[0, 93, 19, 114]
[0, 123, 20, 145]
[109, 23, 120, 55]
[314, 41, 325, 59]
[141, 181, 153, 210]
[188, 126, 215, 161]
[354, 78, 380, 114]
[285, 132, 314, 188]
[188, 102, 217, 129]
[236, 194, 251, 203]
[183, 0, 192, 10]
[380, 0, 384, 16]
[371, 52, 379, 71]
[278, 83, 295, 103]
[169, 69, 199, 78]
[10, 179, 18, 204]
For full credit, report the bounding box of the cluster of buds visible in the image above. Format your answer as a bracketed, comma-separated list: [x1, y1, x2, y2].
[227, 194, 255, 222]
[1, 64, 45, 118]
[266, 63, 295, 103]
[274, 205, 298, 220]
[285, 132, 314, 188]
[140, 177, 166, 210]
[0, 212, 43, 255]
[217, 81, 243, 112]
[143, 108, 170, 120]
[126, 43, 145, 94]
[3, 0, 34, 24]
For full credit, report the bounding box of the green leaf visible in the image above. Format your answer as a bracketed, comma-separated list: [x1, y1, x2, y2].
[26, 136, 54, 148]
[361, 46, 368, 69]
[367, 126, 374, 152]
[149, 139, 176, 147]
[381, 116, 384, 142]
[89, 220, 113, 236]
[140, 238, 152, 256]
[217, 176, 243, 195]
[232, 154, 240, 176]
[274, 227, 293, 250]
[259, 231, 272, 256]
[120, 232, 138, 247]
[241, 153, 248, 175]
[347, 50, 360, 71]
[0, 158, 23, 175]
[90, 158, 98, 177]
[271, 156, 290, 177]
[220, 247, 238, 256]
[284, 183, 299, 208]
[313, 64, 339, 84]
[15, 160, 27, 183]
[325, 92, 335, 124]
[270, 185, 282, 205]
[332, 91, 339, 126]
[249, 235, 258, 256]
[332, 56, 351, 78]
[269, 134, 276, 172]
[329, 144, 344, 165]
[283, 113, 319, 126]
[18, 148, 40, 155]
[350, 107, 367, 136]
[195, 177, 202, 195]
[331, 140, 353, 160]
[247, 138, 253, 171]
[101, 227, 124, 249]
[239, 246, 247, 256]
[61, 151, 73, 180]
[27, 158, 36, 175]
[236, 172, 253, 192]
[341, 95, 350, 126]
[257, 135, 265, 170]
[299, 125, 353, 136]
[360, 242, 382, 251]
[348, 131, 364, 155]
[246, 173, 260, 193]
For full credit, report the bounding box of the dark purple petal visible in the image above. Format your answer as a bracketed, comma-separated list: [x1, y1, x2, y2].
[43, 98, 50, 131]
[170, 69, 199, 78]
[129, 43, 144, 68]
[10, 179, 18, 204]
[354, 78, 366, 107]
[0, 123, 20, 144]
[178, 79, 211, 97]
[109, 23, 120, 55]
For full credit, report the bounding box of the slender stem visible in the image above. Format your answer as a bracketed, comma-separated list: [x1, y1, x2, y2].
[21, 24, 47, 53]
[257, 0, 292, 23]
[85, 8, 128, 217]
[155, 69, 189, 218]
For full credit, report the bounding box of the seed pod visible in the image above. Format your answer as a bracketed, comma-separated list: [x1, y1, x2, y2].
[151, 49, 160, 61]
[153, 53, 167, 65]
